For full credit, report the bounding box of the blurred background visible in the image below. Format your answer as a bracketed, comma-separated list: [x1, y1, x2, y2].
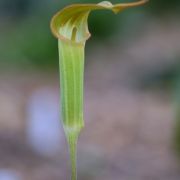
[0, 0, 180, 179]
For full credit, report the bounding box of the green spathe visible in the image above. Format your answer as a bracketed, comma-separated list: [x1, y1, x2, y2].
[50, 1, 148, 180]
[58, 40, 84, 180]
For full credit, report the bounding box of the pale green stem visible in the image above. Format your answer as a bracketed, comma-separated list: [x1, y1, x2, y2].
[66, 131, 79, 180]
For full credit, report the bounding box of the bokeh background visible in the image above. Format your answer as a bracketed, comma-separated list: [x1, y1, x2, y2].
[0, 0, 180, 179]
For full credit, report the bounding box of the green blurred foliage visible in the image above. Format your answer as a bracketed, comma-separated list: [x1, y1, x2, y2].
[147, 0, 180, 15]
[0, 19, 58, 69]
[173, 65, 180, 155]
[0, 0, 180, 70]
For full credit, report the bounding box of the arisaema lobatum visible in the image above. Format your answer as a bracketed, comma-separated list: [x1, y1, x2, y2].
[50, 1, 148, 179]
